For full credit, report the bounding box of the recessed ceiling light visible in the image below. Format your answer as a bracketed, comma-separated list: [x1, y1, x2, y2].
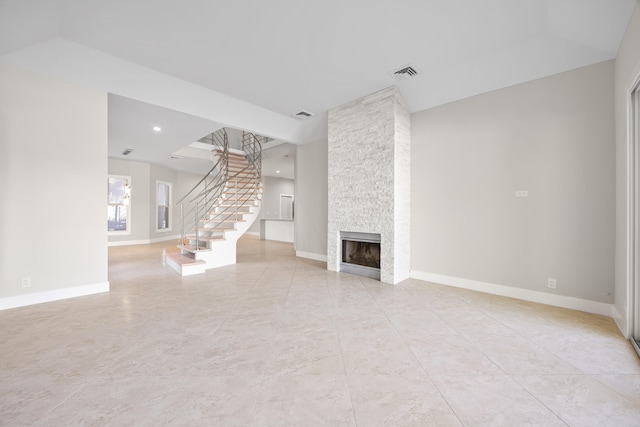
[276, 170, 281, 174]
[153, 126, 162, 132]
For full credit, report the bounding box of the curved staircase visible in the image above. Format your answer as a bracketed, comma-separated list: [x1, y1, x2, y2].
[165, 129, 263, 276]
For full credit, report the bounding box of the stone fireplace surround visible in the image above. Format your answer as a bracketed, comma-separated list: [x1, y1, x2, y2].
[327, 86, 410, 285]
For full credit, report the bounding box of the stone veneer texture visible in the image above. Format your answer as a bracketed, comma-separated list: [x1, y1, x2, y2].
[327, 86, 410, 284]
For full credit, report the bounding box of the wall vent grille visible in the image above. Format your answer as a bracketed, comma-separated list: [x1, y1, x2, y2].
[292, 110, 314, 119]
[392, 65, 419, 81]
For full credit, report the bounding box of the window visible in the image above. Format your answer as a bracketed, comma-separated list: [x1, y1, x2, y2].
[108, 175, 131, 234]
[156, 181, 172, 231]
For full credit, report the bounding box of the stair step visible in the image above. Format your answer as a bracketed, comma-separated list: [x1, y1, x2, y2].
[184, 234, 226, 242]
[220, 195, 258, 199]
[228, 177, 260, 181]
[223, 187, 259, 192]
[216, 151, 245, 159]
[209, 207, 252, 213]
[199, 219, 247, 230]
[217, 199, 258, 203]
[226, 183, 262, 188]
[227, 175, 255, 179]
[223, 189, 260, 194]
[227, 171, 254, 176]
[227, 158, 248, 165]
[198, 227, 238, 233]
[165, 252, 206, 266]
[213, 148, 247, 157]
[217, 204, 258, 209]
[232, 181, 261, 184]
[177, 244, 212, 253]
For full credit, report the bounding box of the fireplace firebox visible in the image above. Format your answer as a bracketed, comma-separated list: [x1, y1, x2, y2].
[340, 232, 381, 280]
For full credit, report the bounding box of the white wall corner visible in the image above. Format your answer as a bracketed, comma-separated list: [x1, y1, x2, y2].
[410, 271, 615, 319]
[296, 251, 328, 263]
[0, 282, 110, 311]
[612, 305, 630, 338]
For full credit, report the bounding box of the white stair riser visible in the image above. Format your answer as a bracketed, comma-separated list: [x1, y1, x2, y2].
[165, 256, 206, 276]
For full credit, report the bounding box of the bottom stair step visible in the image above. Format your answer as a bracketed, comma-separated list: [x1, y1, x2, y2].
[165, 252, 206, 266]
[165, 251, 207, 276]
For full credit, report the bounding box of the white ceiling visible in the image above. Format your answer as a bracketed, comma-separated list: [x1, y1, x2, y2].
[0, 0, 636, 175]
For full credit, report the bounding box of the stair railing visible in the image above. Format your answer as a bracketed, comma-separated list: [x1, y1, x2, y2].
[176, 129, 263, 252]
[196, 132, 262, 232]
[177, 128, 229, 249]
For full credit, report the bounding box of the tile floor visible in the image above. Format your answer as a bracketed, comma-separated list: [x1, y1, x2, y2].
[1, 236, 640, 426]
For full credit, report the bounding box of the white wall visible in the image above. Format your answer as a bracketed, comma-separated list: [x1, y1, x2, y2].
[0, 64, 108, 302]
[411, 60, 615, 304]
[248, 176, 296, 235]
[294, 138, 328, 260]
[108, 158, 201, 244]
[261, 177, 295, 220]
[614, 2, 640, 333]
[108, 159, 151, 243]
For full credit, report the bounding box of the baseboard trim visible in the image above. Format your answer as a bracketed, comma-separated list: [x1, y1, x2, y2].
[612, 305, 629, 338]
[108, 235, 179, 247]
[410, 271, 614, 318]
[245, 231, 260, 237]
[296, 251, 327, 263]
[0, 282, 110, 311]
[149, 234, 179, 244]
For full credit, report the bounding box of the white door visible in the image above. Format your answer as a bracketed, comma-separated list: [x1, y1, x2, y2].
[280, 194, 294, 220]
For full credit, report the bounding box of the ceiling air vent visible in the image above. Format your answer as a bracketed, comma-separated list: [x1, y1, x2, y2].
[292, 110, 314, 120]
[391, 65, 419, 81]
[122, 148, 134, 156]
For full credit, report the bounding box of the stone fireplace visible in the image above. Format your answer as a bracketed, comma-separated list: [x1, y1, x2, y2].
[327, 86, 410, 284]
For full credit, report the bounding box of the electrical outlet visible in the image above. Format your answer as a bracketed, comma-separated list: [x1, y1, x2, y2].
[21, 277, 31, 288]
[516, 190, 529, 197]
[547, 278, 557, 289]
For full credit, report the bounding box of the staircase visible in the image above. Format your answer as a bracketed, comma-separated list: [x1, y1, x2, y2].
[165, 129, 263, 276]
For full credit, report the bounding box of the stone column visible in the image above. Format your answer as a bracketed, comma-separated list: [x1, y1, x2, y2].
[327, 86, 410, 284]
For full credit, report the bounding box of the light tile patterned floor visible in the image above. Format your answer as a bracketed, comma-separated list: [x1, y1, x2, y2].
[1, 236, 640, 426]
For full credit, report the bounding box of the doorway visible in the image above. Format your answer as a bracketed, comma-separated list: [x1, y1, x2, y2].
[280, 194, 294, 220]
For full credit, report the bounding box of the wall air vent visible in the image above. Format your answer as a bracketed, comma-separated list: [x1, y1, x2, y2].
[391, 65, 419, 81]
[292, 110, 314, 119]
[122, 148, 134, 155]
